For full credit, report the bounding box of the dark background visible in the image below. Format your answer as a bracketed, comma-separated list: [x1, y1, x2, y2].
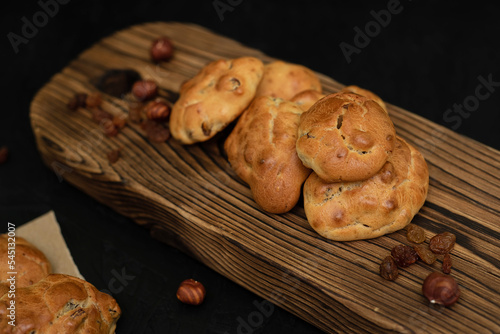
[1, 0, 499, 333]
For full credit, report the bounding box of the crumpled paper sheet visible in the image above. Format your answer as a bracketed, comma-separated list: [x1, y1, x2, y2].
[16, 210, 84, 280]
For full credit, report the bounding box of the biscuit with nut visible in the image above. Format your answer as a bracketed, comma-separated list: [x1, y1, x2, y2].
[255, 60, 322, 100]
[0, 274, 121, 333]
[169, 57, 264, 144]
[303, 137, 429, 241]
[225, 96, 311, 214]
[296, 92, 396, 182]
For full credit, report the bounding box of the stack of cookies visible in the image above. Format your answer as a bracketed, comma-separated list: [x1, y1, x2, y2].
[169, 57, 429, 241]
[297, 92, 429, 241]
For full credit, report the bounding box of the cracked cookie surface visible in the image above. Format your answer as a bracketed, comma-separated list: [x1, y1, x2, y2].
[340, 85, 387, 113]
[296, 92, 396, 182]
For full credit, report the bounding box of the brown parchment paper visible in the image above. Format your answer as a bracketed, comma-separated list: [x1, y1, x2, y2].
[16, 211, 84, 280]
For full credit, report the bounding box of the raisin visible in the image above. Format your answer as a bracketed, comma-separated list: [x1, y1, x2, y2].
[112, 116, 127, 130]
[429, 232, 456, 254]
[67, 93, 87, 110]
[380, 256, 399, 281]
[442, 253, 452, 274]
[391, 244, 418, 268]
[406, 224, 426, 244]
[91, 108, 113, 124]
[201, 122, 211, 136]
[414, 244, 436, 265]
[106, 149, 121, 164]
[128, 101, 145, 123]
[101, 119, 119, 137]
[86, 92, 103, 108]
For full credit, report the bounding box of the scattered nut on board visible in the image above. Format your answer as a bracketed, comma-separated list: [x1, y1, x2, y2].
[150, 36, 174, 63]
[422, 272, 460, 306]
[176, 279, 206, 306]
[144, 99, 170, 122]
[132, 80, 158, 101]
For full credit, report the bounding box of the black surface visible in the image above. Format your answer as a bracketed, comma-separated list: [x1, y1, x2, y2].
[1, 1, 499, 333]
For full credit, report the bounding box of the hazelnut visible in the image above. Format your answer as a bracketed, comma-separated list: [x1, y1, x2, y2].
[422, 272, 460, 306]
[150, 36, 174, 63]
[132, 80, 158, 101]
[176, 279, 206, 305]
[142, 120, 170, 143]
[144, 100, 170, 122]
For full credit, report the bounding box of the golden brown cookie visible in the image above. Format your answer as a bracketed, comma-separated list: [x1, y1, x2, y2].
[303, 137, 429, 241]
[0, 234, 51, 287]
[255, 60, 322, 100]
[169, 57, 264, 144]
[0, 274, 121, 333]
[225, 96, 311, 214]
[340, 85, 387, 112]
[290, 90, 326, 112]
[296, 92, 396, 183]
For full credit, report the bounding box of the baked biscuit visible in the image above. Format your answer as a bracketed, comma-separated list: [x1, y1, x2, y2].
[290, 90, 326, 112]
[341, 85, 387, 112]
[255, 60, 322, 100]
[303, 137, 429, 241]
[0, 234, 51, 287]
[169, 57, 264, 144]
[296, 92, 396, 182]
[0, 274, 121, 333]
[225, 96, 311, 214]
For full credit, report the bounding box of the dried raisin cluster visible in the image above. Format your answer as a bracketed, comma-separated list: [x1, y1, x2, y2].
[65, 36, 176, 162]
[379, 224, 460, 306]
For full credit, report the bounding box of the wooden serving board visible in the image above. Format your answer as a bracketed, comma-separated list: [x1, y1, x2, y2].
[30, 22, 500, 333]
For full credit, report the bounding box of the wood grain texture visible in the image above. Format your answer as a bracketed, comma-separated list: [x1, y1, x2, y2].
[30, 22, 500, 333]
